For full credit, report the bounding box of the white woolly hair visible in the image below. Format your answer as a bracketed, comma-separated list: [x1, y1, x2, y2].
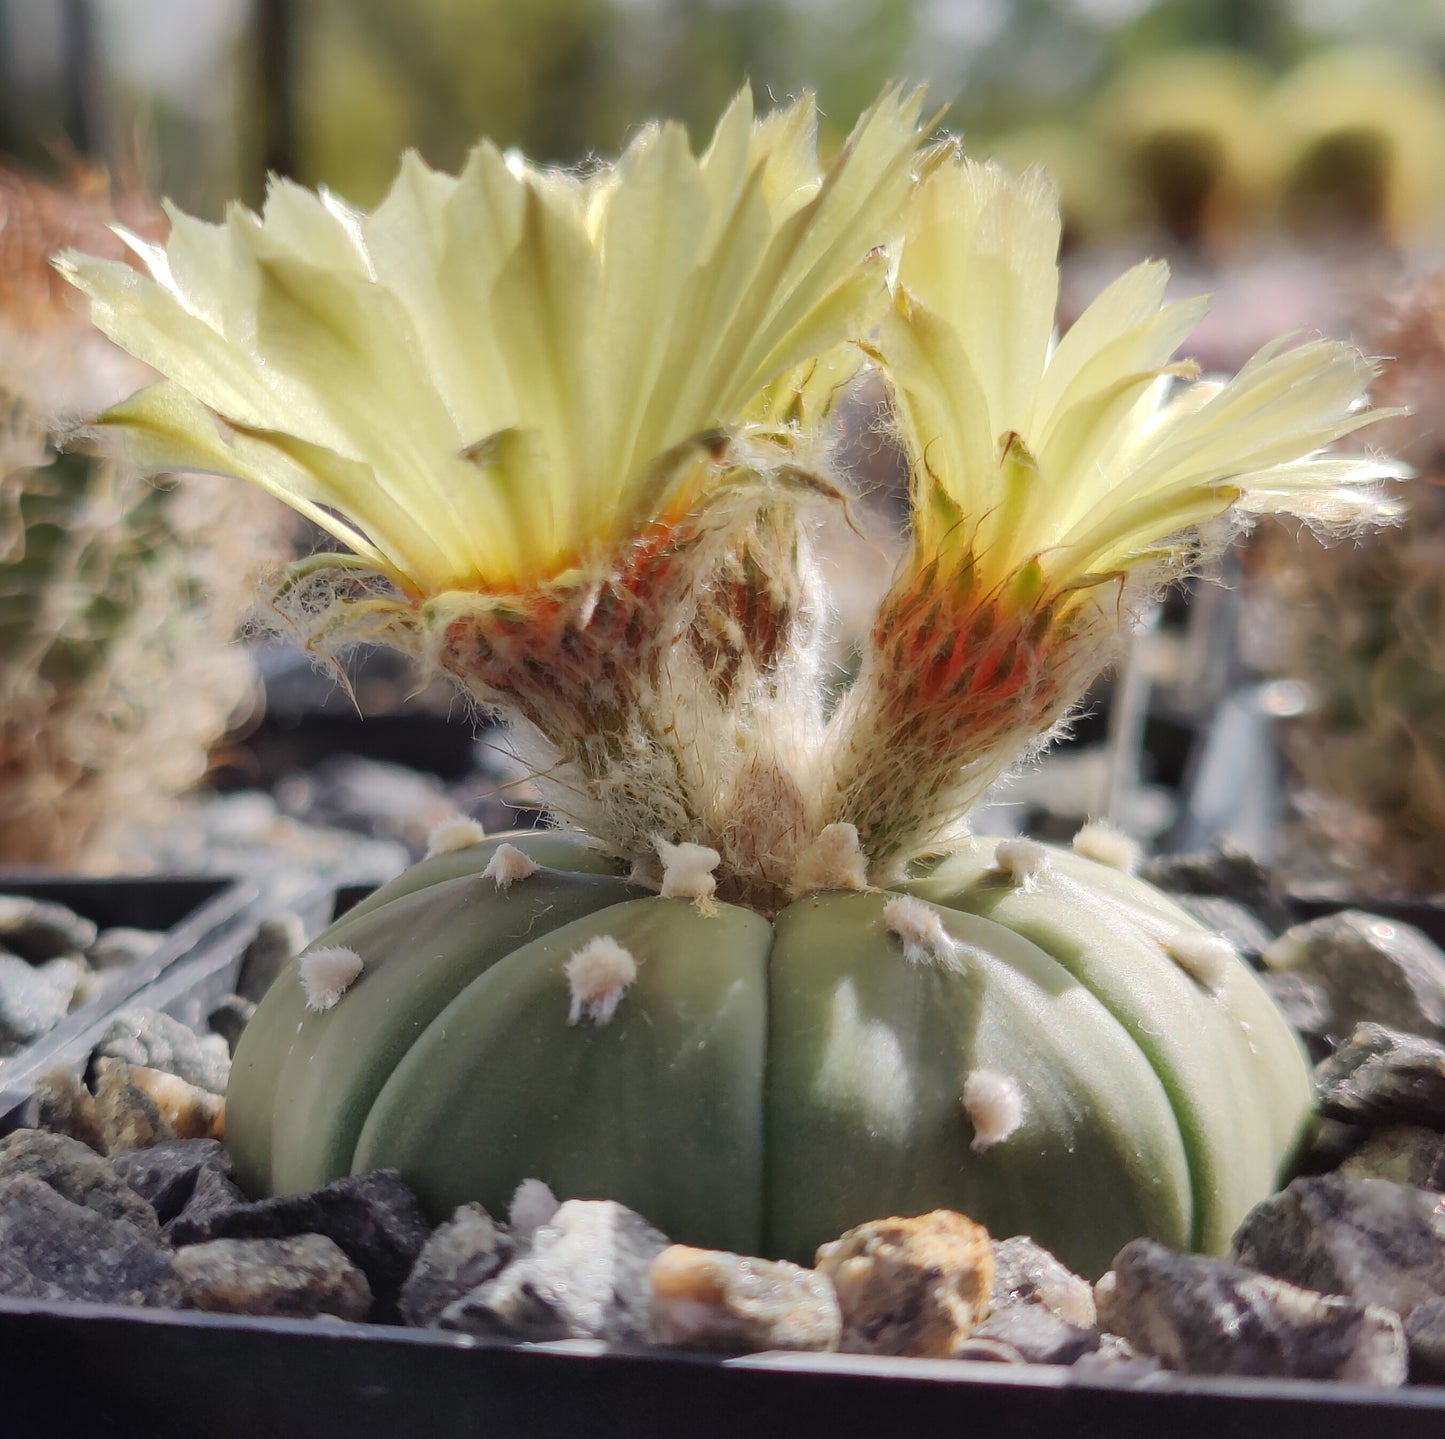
[790, 822, 868, 897]
[882, 894, 960, 970]
[298, 945, 365, 1012]
[1071, 820, 1142, 874]
[962, 1069, 1025, 1152]
[1166, 933, 1237, 995]
[508, 1177, 560, 1238]
[481, 841, 538, 889]
[655, 836, 721, 903]
[565, 935, 639, 1026]
[993, 837, 1051, 890]
[425, 815, 488, 857]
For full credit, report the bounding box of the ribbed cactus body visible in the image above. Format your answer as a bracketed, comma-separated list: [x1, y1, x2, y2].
[227, 831, 1312, 1276]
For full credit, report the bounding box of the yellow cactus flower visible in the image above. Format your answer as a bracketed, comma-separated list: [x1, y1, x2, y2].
[828, 156, 1403, 875]
[60, 85, 924, 676]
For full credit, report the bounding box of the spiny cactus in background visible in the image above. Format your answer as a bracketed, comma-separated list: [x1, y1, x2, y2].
[0, 167, 289, 866]
[66, 89, 1402, 1273]
[1255, 271, 1445, 896]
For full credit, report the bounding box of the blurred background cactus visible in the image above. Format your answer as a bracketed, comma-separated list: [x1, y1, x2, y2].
[0, 165, 289, 866]
[1247, 273, 1445, 898]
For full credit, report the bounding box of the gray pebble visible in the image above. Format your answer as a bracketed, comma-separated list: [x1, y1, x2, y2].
[1404, 1296, 1445, 1383]
[968, 1303, 1101, 1365]
[1232, 1174, 1445, 1321]
[110, 1138, 234, 1223]
[0, 1128, 158, 1233]
[1140, 846, 1290, 929]
[235, 914, 307, 1003]
[1071, 1332, 1165, 1378]
[1258, 971, 1335, 1056]
[1341, 1127, 1445, 1191]
[0, 1174, 178, 1306]
[949, 1336, 1026, 1363]
[399, 1202, 514, 1328]
[88, 928, 166, 972]
[1097, 1238, 1407, 1384]
[94, 1008, 232, 1095]
[174, 1234, 371, 1321]
[0, 953, 80, 1049]
[1315, 1023, 1445, 1129]
[1265, 911, 1445, 1043]
[441, 1199, 669, 1343]
[165, 1165, 248, 1235]
[27, 1066, 107, 1155]
[207, 994, 256, 1056]
[990, 1234, 1096, 1328]
[168, 1168, 430, 1317]
[0, 896, 97, 961]
[1170, 895, 1278, 962]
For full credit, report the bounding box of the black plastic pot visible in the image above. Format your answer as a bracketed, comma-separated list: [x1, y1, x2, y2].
[0, 1298, 1441, 1439]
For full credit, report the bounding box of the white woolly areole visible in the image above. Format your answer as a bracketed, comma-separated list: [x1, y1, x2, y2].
[882, 895, 960, 970]
[508, 1178, 560, 1238]
[482, 842, 538, 889]
[565, 935, 638, 1026]
[1166, 933, 1237, 994]
[298, 946, 364, 1012]
[790, 823, 869, 896]
[655, 836, 720, 903]
[1071, 821, 1142, 874]
[962, 1069, 1025, 1152]
[425, 815, 488, 857]
[994, 837, 1051, 890]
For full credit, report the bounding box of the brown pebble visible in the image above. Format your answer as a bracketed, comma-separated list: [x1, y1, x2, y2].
[92, 1058, 175, 1153]
[126, 1065, 225, 1141]
[174, 1234, 371, 1320]
[31, 1067, 108, 1156]
[649, 1244, 841, 1353]
[815, 1210, 994, 1358]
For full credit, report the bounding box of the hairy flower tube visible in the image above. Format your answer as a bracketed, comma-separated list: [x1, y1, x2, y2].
[826, 156, 1404, 877]
[60, 87, 928, 874]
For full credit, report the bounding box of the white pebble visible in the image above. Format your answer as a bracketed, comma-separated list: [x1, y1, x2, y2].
[482, 842, 538, 889]
[962, 1070, 1024, 1152]
[298, 946, 365, 1012]
[565, 936, 638, 1026]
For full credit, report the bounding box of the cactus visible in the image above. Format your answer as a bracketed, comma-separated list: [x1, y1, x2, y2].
[0, 168, 289, 865]
[1254, 271, 1445, 896]
[65, 89, 1400, 1273]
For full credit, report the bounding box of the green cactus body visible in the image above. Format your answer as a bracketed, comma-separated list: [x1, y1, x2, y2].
[227, 830, 1312, 1276]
